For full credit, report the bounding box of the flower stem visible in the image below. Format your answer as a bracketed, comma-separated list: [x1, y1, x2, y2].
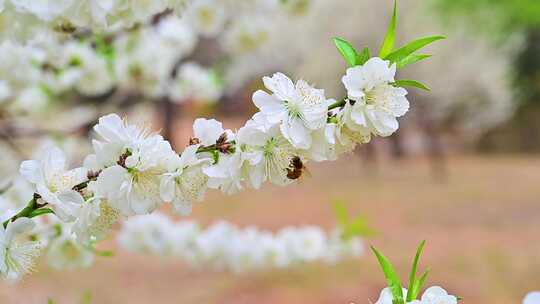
[2, 194, 46, 228]
[328, 98, 347, 111]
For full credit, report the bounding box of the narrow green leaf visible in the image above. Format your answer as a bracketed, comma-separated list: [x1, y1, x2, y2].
[379, 0, 398, 58]
[393, 80, 431, 91]
[406, 241, 426, 301]
[356, 47, 371, 66]
[29, 208, 55, 218]
[385, 36, 446, 63]
[334, 37, 358, 67]
[333, 200, 349, 227]
[410, 269, 430, 299]
[397, 54, 432, 69]
[48, 299, 56, 304]
[371, 246, 404, 304]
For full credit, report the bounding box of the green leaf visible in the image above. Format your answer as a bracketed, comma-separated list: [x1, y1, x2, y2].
[334, 37, 359, 67]
[95, 250, 115, 257]
[379, 0, 398, 58]
[406, 241, 426, 301]
[79, 290, 92, 304]
[29, 208, 55, 218]
[410, 269, 430, 299]
[356, 47, 371, 66]
[48, 299, 56, 304]
[333, 200, 349, 227]
[385, 36, 446, 63]
[371, 246, 404, 304]
[397, 54, 432, 69]
[342, 217, 376, 239]
[393, 80, 431, 91]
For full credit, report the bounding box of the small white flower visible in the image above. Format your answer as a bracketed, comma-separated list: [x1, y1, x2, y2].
[375, 287, 411, 304]
[91, 135, 176, 216]
[169, 63, 222, 103]
[156, 16, 197, 55]
[60, 42, 114, 96]
[87, 113, 147, 168]
[332, 104, 373, 154]
[253, 72, 329, 149]
[186, 0, 226, 37]
[46, 226, 94, 270]
[221, 17, 270, 54]
[0, 218, 42, 280]
[203, 151, 244, 195]
[160, 145, 211, 215]
[524, 292, 540, 304]
[237, 122, 296, 188]
[15, 87, 48, 113]
[71, 198, 119, 243]
[421, 286, 458, 304]
[114, 31, 179, 98]
[278, 226, 326, 262]
[342, 57, 409, 137]
[19, 146, 87, 221]
[118, 213, 178, 256]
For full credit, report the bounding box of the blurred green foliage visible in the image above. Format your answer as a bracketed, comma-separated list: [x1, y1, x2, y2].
[433, 0, 540, 37]
[433, 0, 540, 152]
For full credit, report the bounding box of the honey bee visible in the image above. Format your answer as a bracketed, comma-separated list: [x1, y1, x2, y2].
[286, 156, 310, 180]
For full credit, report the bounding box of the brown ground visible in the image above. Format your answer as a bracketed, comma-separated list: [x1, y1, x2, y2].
[1, 154, 540, 304]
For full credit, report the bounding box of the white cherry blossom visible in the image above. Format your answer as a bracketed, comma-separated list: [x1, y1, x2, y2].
[253, 72, 329, 149]
[19, 146, 87, 221]
[160, 144, 211, 215]
[0, 218, 42, 280]
[421, 286, 458, 304]
[342, 57, 409, 137]
[237, 122, 296, 188]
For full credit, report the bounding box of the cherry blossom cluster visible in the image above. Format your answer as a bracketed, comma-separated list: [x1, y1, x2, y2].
[0, 0, 316, 115]
[0, 0, 193, 35]
[0, 15, 211, 113]
[0, 0, 446, 284]
[0, 55, 410, 280]
[118, 212, 363, 273]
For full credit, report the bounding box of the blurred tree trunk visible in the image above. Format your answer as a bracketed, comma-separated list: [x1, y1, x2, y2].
[417, 103, 448, 182]
[389, 131, 405, 159]
[161, 97, 177, 150]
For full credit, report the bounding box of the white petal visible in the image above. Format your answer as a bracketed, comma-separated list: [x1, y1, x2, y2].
[193, 118, 224, 146]
[5, 218, 34, 244]
[262, 72, 296, 101]
[284, 118, 311, 149]
[524, 292, 540, 304]
[55, 190, 85, 221]
[252, 90, 283, 115]
[159, 175, 176, 202]
[42, 146, 67, 182]
[19, 160, 43, 184]
[248, 162, 266, 189]
[92, 166, 127, 198]
[366, 108, 399, 136]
